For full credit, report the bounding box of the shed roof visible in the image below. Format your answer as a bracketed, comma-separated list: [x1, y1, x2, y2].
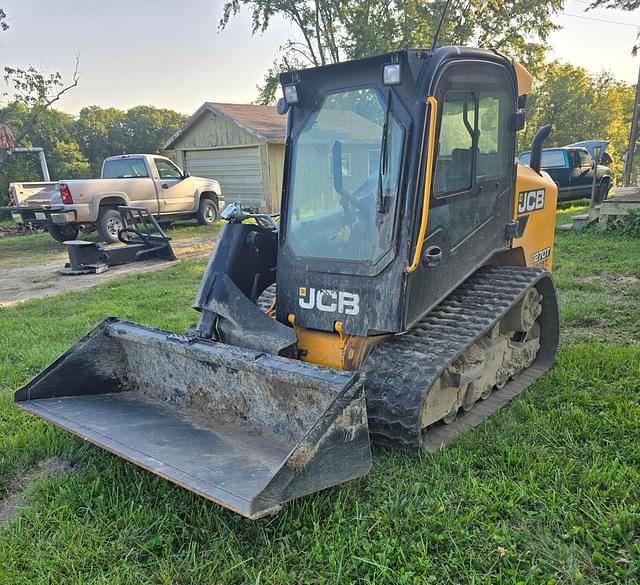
[164, 102, 286, 150]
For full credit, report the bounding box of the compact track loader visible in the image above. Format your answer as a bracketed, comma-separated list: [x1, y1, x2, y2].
[15, 47, 560, 519]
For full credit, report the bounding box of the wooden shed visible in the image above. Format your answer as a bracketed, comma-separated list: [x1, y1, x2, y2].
[164, 103, 286, 212]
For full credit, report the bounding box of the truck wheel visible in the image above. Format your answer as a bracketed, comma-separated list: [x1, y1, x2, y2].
[48, 224, 79, 243]
[97, 208, 125, 243]
[197, 198, 219, 226]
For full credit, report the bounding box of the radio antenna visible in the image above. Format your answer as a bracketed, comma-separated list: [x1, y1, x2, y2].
[431, 0, 452, 52]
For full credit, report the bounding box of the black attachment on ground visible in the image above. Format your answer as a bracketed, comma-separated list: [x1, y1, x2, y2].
[61, 206, 175, 275]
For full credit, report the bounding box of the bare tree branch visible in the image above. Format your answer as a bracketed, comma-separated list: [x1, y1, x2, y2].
[0, 55, 80, 172]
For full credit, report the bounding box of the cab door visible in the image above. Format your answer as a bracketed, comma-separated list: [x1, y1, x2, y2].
[406, 60, 517, 325]
[569, 149, 595, 198]
[153, 158, 197, 215]
[538, 149, 570, 200]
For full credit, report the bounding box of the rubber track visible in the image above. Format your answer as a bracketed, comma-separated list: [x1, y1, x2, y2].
[361, 266, 559, 449]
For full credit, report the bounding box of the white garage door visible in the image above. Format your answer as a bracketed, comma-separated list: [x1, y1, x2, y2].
[185, 147, 264, 210]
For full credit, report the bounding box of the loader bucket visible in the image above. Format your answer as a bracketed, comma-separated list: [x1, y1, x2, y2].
[14, 318, 371, 519]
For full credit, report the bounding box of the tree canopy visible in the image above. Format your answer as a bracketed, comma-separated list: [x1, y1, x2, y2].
[220, 0, 564, 103]
[0, 104, 187, 207]
[73, 105, 186, 174]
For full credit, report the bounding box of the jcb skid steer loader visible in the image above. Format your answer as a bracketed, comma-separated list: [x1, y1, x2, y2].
[15, 47, 560, 519]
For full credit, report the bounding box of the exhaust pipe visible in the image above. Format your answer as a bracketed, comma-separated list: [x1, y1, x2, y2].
[529, 124, 552, 174]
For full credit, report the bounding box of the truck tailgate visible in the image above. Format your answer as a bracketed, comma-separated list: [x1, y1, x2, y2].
[10, 182, 59, 206]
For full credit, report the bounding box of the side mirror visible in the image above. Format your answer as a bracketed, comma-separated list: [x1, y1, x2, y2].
[182, 171, 190, 179]
[276, 98, 289, 116]
[512, 111, 526, 131]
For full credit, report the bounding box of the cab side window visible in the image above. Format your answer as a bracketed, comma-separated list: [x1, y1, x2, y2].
[477, 94, 510, 180]
[568, 151, 582, 168]
[578, 150, 593, 168]
[154, 158, 182, 180]
[433, 91, 476, 195]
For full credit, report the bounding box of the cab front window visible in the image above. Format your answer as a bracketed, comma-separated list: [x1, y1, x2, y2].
[285, 87, 404, 263]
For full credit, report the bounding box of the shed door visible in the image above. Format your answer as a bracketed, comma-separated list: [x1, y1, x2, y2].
[185, 147, 264, 210]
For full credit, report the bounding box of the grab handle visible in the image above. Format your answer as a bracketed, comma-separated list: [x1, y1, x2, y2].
[406, 96, 438, 273]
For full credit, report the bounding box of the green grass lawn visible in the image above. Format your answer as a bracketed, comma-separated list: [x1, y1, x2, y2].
[0, 215, 639, 583]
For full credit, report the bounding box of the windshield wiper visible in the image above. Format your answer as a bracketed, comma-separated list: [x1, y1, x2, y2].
[378, 92, 392, 214]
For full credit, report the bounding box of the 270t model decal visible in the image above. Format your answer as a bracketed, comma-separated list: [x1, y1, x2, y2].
[298, 287, 360, 315]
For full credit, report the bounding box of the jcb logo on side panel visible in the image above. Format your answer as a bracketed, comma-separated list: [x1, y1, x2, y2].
[518, 189, 545, 214]
[298, 287, 360, 315]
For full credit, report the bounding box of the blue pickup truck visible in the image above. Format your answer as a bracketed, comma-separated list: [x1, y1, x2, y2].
[518, 144, 611, 203]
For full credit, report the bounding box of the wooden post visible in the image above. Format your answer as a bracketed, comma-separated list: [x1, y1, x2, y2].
[623, 61, 640, 187]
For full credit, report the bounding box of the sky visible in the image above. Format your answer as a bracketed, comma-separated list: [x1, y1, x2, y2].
[1, 0, 640, 116]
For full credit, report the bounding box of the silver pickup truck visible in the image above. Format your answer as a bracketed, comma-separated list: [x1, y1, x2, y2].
[5, 154, 223, 242]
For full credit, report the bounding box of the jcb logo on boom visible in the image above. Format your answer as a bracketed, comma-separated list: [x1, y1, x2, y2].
[298, 287, 360, 315]
[518, 189, 545, 214]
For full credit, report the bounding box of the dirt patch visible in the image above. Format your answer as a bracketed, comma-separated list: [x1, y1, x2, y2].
[605, 274, 639, 289]
[0, 235, 216, 307]
[0, 456, 80, 530]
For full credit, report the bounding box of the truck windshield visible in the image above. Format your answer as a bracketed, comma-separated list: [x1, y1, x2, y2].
[285, 87, 404, 263]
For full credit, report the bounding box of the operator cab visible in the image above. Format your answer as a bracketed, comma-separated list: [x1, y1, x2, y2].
[277, 48, 526, 337]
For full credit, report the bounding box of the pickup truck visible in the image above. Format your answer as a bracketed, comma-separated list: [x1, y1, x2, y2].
[5, 154, 223, 242]
[517, 146, 611, 203]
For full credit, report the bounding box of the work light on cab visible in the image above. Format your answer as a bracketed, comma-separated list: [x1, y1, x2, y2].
[382, 63, 401, 85]
[283, 84, 299, 104]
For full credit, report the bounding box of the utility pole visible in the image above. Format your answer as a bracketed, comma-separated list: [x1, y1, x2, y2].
[623, 62, 640, 186]
[623, 37, 640, 187]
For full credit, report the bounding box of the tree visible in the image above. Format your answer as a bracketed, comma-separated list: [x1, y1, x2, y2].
[72, 105, 187, 173]
[1, 59, 80, 163]
[73, 106, 127, 173]
[0, 102, 92, 206]
[0, 7, 80, 175]
[121, 106, 186, 154]
[219, 0, 564, 103]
